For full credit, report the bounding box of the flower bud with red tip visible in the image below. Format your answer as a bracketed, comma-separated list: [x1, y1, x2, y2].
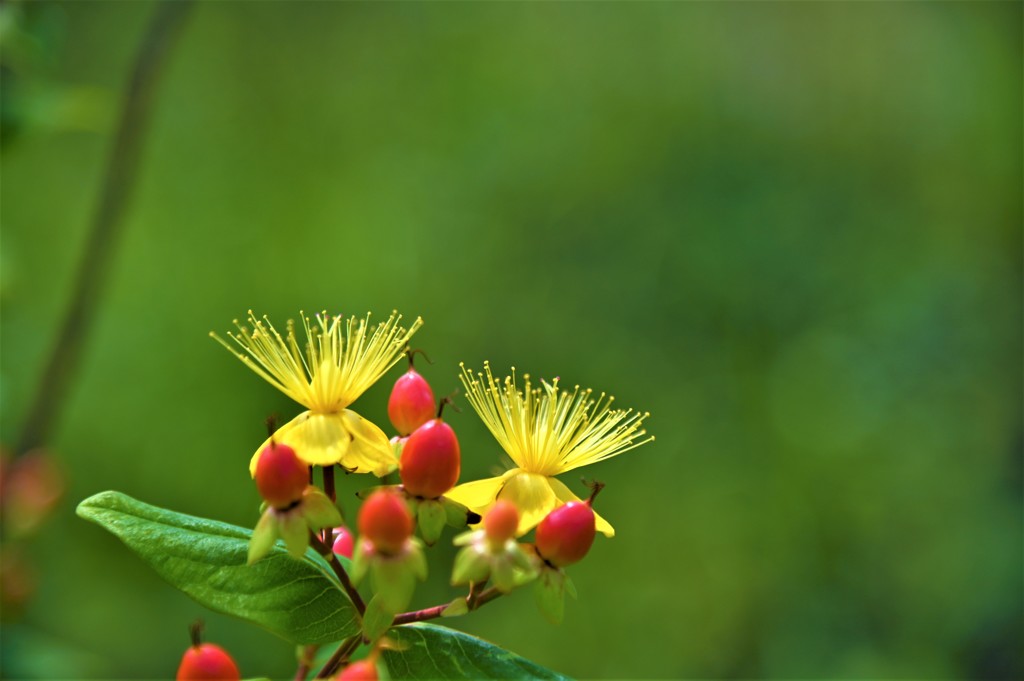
[400, 418, 460, 499]
[254, 441, 308, 510]
[332, 526, 354, 559]
[337, 659, 378, 681]
[388, 366, 435, 436]
[358, 490, 413, 555]
[535, 501, 596, 568]
[483, 500, 519, 550]
[176, 624, 240, 681]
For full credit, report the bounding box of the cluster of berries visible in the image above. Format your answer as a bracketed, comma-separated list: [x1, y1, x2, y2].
[184, 310, 652, 680]
[176, 357, 601, 680]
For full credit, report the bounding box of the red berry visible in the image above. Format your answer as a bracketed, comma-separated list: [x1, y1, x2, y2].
[388, 369, 436, 436]
[399, 419, 461, 499]
[358, 491, 412, 555]
[176, 643, 240, 681]
[254, 441, 308, 509]
[332, 526, 354, 559]
[534, 501, 596, 568]
[483, 500, 520, 547]
[337, 659, 378, 681]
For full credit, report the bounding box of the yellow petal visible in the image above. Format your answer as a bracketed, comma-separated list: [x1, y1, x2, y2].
[496, 472, 558, 536]
[249, 411, 353, 475]
[445, 471, 516, 513]
[547, 476, 615, 538]
[339, 410, 397, 476]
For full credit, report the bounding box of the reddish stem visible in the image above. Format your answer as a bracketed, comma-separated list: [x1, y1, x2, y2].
[392, 586, 504, 625]
[314, 634, 362, 679]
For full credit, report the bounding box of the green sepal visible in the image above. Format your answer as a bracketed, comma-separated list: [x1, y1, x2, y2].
[452, 529, 479, 547]
[369, 548, 424, 613]
[390, 436, 406, 461]
[534, 567, 566, 624]
[350, 540, 370, 585]
[441, 496, 478, 528]
[440, 597, 469, 618]
[248, 509, 278, 565]
[301, 487, 343, 529]
[451, 545, 490, 586]
[491, 556, 517, 593]
[564, 576, 577, 600]
[279, 512, 310, 558]
[362, 593, 395, 642]
[417, 499, 447, 546]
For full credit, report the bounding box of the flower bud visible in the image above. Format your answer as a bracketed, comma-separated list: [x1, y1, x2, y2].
[358, 491, 413, 555]
[332, 526, 354, 559]
[176, 638, 240, 681]
[399, 419, 460, 499]
[337, 659, 378, 681]
[483, 500, 519, 548]
[534, 501, 596, 568]
[388, 368, 435, 436]
[254, 441, 308, 510]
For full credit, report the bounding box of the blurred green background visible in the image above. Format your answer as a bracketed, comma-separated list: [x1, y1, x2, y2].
[1, 1, 1020, 679]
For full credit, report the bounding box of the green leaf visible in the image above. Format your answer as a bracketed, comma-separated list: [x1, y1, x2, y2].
[76, 491, 360, 645]
[384, 623, 572, 680]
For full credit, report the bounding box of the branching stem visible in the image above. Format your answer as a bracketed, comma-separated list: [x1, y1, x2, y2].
[293, 644, 318, 681]
[392, 585, 504, 626]
[15, 0, 193, 456]
[314, 633, 362, 679]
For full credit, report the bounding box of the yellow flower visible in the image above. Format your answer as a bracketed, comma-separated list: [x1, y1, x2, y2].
[212, 310, 422, 476]
[446, 362, 653, 537]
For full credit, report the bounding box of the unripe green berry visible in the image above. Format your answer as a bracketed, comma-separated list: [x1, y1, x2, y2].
[254, 441, 308, 510]
[534, 501, 596, 568]
[337, 659, 378, 681]
[358, 490, 412, 555]
[388, 369, 436, 436]
[399, 419, 460, 499]
[483, 500, 520, 548]
[176, 643, 240, 681]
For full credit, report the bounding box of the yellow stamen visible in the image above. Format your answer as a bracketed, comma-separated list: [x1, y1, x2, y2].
[459, 362, 653, 477]
[211, 310, 422, 413]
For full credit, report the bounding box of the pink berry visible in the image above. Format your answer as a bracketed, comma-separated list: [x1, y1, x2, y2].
[483, 500, 519, 546]
[399, 419, 460, 499]
[358, 491, 412, 555]
[534, 501, 596, 568]
[388, 369, 436, 436]
[332, 526, 354, 559]
[337, 659, 378, 681]
[254, 441, 308, 510]
[176, 643, 240, 681]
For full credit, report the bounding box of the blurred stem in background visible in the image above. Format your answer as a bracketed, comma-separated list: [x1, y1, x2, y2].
[15, 0, 193, 457]
[1, 0, 193, 638]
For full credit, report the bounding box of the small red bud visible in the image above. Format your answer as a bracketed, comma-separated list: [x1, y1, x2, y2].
[332, 526, 354, 559]
[358, 491, 412, 555]
[176, 644, 240, 681]
[483, 500, 519, 547]
[388, 369, 436, 436]
[337, 659, 378, 681]
[399, 419, 460, 499]
[254, 441, 308, 510]
[534, 501, 596, 568]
